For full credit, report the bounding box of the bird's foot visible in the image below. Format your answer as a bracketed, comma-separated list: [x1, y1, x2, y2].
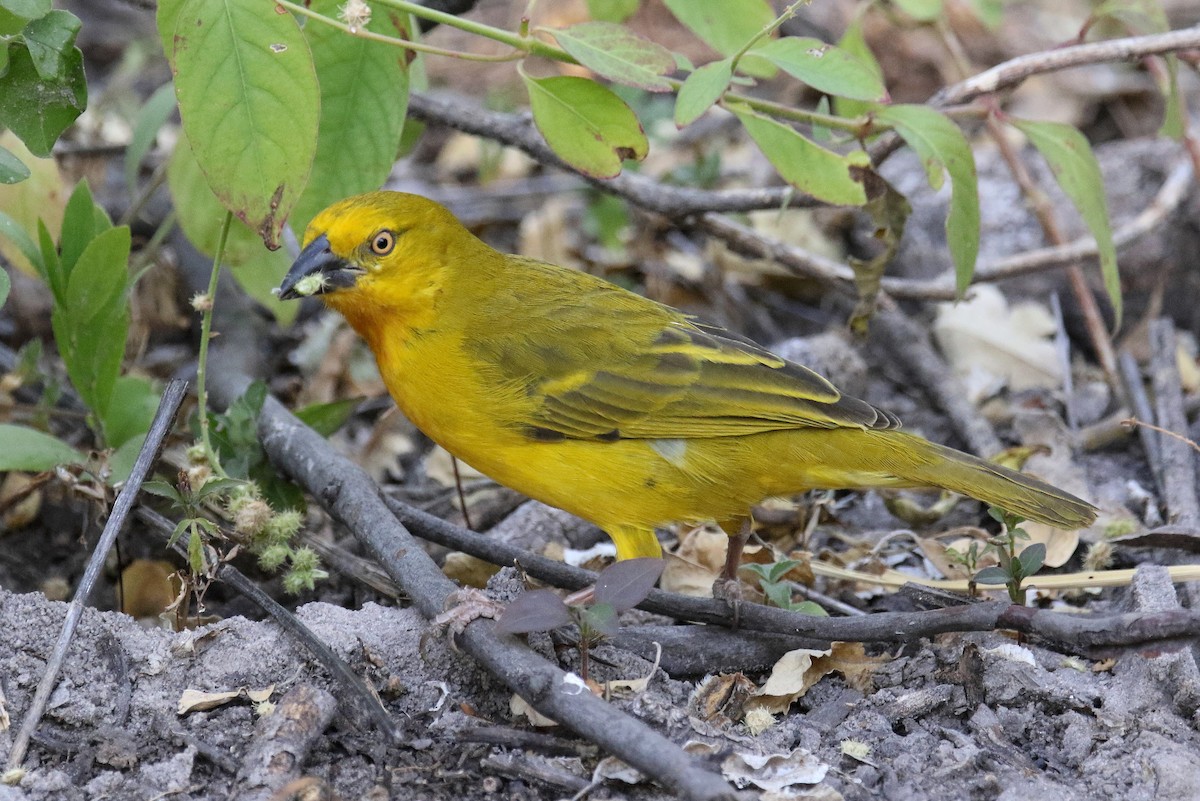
[430, 588, 504, 647]
[712, 575, 745, 629]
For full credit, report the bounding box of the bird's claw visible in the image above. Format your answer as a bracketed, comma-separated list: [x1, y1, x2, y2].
[431, 588, 504, 645]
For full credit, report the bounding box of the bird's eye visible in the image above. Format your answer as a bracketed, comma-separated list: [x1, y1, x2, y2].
[370, 230, 395, 255]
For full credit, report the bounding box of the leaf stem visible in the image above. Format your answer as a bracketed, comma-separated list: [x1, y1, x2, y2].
[196, 211, 231, 479]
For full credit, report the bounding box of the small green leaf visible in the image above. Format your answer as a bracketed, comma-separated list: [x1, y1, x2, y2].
[1010, 117, 1120, 327]
[0, 266, 9, 307]
[875, 104, 979, 294]
[522, 72, 648, 179]
[789, 600, 828, 617]
[496, 589, 572, 634]
[578, 602, 618, 637]
[586, 0, 638, 23]
[1017, 543, 1046, 578]
[0, 145, 31, 184]
[551, 22, 675, 92]
[21, 9, 81, 80]
[125, 83, 177, 195]
[0, 424, 81, 470]
[755, 37, 885, 101]
[674, 58, 732, 127]
[833, 20, 884, 123]
[141, 478, 184, 504]
[973, 566, 1010, 585]
[738, 563, 770, 581]
[289, 0, 410, 237]
[593, 557, 664, 612]
[0, 41, 87, 157]
[732, 106, 869, 206]
[766, 558, 803, 584]
[295, 397, 362, 437]
[893, 0, 944, 22]
[170, 0, 319, 248]
[762, 581, 794, 609]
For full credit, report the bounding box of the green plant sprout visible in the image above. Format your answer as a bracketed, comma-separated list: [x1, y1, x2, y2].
[972, 507, 1046, 605]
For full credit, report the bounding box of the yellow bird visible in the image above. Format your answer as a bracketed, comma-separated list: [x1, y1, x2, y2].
[278, 192, 1097, 579]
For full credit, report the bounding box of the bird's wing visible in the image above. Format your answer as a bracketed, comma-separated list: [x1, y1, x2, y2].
[524, 318, 900, 441]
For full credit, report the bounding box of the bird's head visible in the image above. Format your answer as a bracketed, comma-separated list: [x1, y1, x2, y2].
[277, 192, 477, 325]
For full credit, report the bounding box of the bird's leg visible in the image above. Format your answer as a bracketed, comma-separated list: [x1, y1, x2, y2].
[713, 517, 752, 627]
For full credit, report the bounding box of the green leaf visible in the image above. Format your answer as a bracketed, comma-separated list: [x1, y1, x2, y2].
[0, 0, 49, 35]
[732, 107, 869, 206]
[141, 478, 185, 504]
[60, 179, 102, 279]
[586, 0, 638, 23]
[1009, 117, 1120, 327]
[0, 424, 81, 470]
[673, 58, 731, 127]
[522, 73, 648, 179]
[762, 581, 794, 609]
[0, 210, 40, 272]
[169, 0, 319, 249]
[156, 0, 185, 61]
[125, 83, 177, 195]
[788, 600, 828, 616]
[21, 9, 81, 80]
[108, 434, 145, 485]
[832, 20, 882, 122]
[875, 104, 979, 294]
[295, 396, 362, 437]
[755, 37, 885, 101]
[0, 41, 87, 157]
[893, 0, 944, 22]
[663, 0, 776, 77]
[1017, 543, 1046, 578]
[0, 268, 9, 307]
[104, 375, 160, 449]
[1159, 55, 1184, 140]
[56, 225, 131, 419]
[37, 219, 61, 300]
[973, 566, 1010, 585]
[551, 22, 675, 93]
[289, 0, 410, 237]
[0, 145, 31, 184]
[167, 130, 297, 324]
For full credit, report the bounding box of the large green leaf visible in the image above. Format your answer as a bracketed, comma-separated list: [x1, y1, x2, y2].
[0, 0, 49, 36]
[732, 107, 868, 206]
[755, 37, 885, 101]
[662, 0, 775, 77]
[522, 73, 647, 178]
[0, 424, 82, 470]
[0, 41, 86, 157]
[551, 22, 674, 93]
[125, 82, 178, 194]
[289, 0, 410, 237]
[875, 105, 979, 294]
[673, 58, 731, 128]
[167, 130, 297, 324]
[105, 375, 161, 450]
[169, 0, 319, 249]
[1010, 117, 1120, 327]
[21, 9, 80, 79]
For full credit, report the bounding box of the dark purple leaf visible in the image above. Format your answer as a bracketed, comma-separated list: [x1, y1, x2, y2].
[593, 557, 665, 612]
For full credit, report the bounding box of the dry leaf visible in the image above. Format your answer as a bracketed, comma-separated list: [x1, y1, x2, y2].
[119, 560, 182, 624]
[509, 694, 557, 727]
[690, 673, 757, 724]
[592, 756, 643, 785]
[0, 472, 42, 530]
[177, 688, 241, 715]
[720, 748, 830, 792]
[934, 285, 1062, 401]
[749, 647, 832, 716]
[442, 552, 500, 588]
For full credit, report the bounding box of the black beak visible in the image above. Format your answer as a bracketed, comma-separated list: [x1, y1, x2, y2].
[277, 234, 361, 300]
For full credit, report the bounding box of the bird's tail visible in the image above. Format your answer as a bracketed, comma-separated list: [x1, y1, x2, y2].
[895, 433, 1097, 528]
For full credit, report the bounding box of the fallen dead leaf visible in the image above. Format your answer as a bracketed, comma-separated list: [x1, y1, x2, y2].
[720, 748, 830, 792]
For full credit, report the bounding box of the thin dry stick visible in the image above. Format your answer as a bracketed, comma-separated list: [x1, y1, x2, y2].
[5, 379, 188, 775]
[1122, 418, 1200, 456]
